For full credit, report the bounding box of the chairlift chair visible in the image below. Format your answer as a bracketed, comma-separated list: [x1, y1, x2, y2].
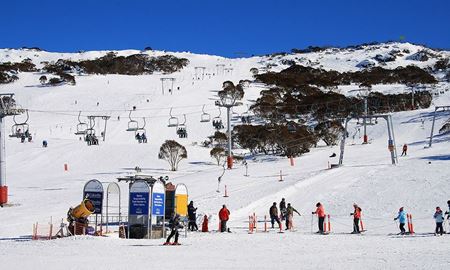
[200, 105, 211, 123]
[74, 111, 88, 135]
[9, 109, 30, 138]
[212, 107, 224, 130]
[176, 114, 188, 138]
[135, 118, 148, 142]
[168, 107, 179, 127]
[126, 110, 139, 132]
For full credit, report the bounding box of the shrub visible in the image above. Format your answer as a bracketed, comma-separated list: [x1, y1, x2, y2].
[158, 140, 187, 171]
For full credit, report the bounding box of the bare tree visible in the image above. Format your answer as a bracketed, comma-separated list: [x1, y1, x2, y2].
[158, 140, 187, 171]
[210, 147, 225, 165]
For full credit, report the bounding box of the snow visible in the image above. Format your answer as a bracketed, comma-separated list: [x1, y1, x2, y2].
[0, 43, 450, 269]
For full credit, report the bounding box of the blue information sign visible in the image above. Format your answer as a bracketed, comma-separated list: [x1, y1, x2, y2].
[129, 192, 149, 215]
[152, 192, 165, 216]
[83, 191, 103, 214]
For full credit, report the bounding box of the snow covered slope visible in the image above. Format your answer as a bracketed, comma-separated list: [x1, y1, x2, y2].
[0, 43, 449, 269]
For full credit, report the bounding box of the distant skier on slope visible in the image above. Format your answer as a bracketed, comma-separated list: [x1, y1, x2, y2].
[164, 213, 182, 245]
[350, 203, 362, 234]
[445, 200, 450, 220]
[269, 202, 281, 229]
[279, 198, 287, 221]
[401, 144, 408, 156]
[286, 203, 301, 230]
[394, 207, 407, 235]
[433, 206, 444, 236]
[312, 202, 326, 234]
[219, 205, 230, 232]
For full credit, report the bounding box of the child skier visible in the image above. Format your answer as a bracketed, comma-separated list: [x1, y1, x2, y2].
[164, 213, 181, 245]
[433, 206, 444, 236]
[394, 207, 407, 235]
[350, 203, 362, 234]
[312, 202, 326, 234]
[269, 202, 281, 229]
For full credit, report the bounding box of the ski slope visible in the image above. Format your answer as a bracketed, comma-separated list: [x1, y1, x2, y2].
[0, 43, 450, 269]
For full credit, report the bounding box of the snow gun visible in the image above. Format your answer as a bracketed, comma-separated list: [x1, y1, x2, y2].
[67, 199, 95, 235]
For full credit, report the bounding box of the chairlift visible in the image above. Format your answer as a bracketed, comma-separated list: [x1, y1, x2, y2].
[74, 111, 88, 135]
[212, 107, 224, 130]
[168, 107, 179, 127]
[84, 121, 98, 146]
[200, 105, 211, 123]
[10, 109, 30, 138]
[126, 110, 139, 132]
[135, 118, 148, 143]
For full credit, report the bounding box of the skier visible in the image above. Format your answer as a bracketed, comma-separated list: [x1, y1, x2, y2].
[285, 203, 301, 230]
[164, 213, 181, 245]
[269, 202, 281, 229]
[141, 133, 147, 143]
[219, 205, 230, 232]
[433, 206, 444, 236]
[445, 200, 450, 220]
[187, 201, 198, 231]
[401, 144, 408, 156]
[394, 207, 407, 235]
[135, 133, 142, 143]
[350, 203, 362, 234]
[42, 140, 48, 148]
[312, 202, 326, 234]
[279, 198, 287, 221]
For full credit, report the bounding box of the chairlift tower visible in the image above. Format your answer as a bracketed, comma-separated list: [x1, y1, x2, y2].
[87, 115, 111, 142]
[215, 98, 240, 169]
[194, 67, 206, 80]
[428, 105, 450, 147]
[358, 88, 371, 144]
[160, 78, 176, 95]
[216, 64, 225, 76]
[0, 93, 24, 206]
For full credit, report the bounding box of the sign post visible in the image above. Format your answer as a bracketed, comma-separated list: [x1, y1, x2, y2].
[83, 179, 104, 232]
[128, 180, 150, 239]
[150, 179, 166, 239]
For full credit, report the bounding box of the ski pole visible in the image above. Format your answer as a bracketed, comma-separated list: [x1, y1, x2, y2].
[311, 214, 313, 234]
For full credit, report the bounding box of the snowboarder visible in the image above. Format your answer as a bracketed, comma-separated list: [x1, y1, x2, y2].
[187, 201, 198, 231]
[279, 198, 287, 221]
[350, 203, 362, 234]
[164, 213, 182, 245]
[269, 202, 281, 229]
[433, 206, 444, 236]
[219, 205, 230, 232]
[312, 202, 326, 234]
[401, 144, 408, 156]
[394, 207, 407, 235]
[285, 203, 301, 230]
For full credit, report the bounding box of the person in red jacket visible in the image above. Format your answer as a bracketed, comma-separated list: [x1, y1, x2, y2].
[312, 202, 326, 233]
[350, 203, 362, 234]
[219, 205, 230, 232]
[401, 144, 408, 156]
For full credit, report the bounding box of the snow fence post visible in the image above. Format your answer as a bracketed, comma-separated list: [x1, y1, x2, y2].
[328, 215, 331, 232]
[264, 215, 267, 232]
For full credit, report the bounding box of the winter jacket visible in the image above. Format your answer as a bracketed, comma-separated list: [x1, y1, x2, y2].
[396, 210, 407, 224]
[280, 200, 286, 211]
[287, 206, 300, 216]
[402, 145, 407, 151]
[219, 208, 230, 221]
[353, 207, 362, 219]
[434, 210, 444, 223]
[314, 205, 326, 218]
[188, 204, 197, 220]
[169, 216, 181, 229]
[269, 205, 278, 218]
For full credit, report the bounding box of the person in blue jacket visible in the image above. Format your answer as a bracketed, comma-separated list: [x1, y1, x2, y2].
[434, 206, 445, 236]
[394, 207, 407, 234]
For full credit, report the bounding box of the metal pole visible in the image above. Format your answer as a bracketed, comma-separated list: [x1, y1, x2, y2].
[385, 116, 395, 165]
[338, 118, 349, 166]
[226, 106, 233, 169]
[363, 98, 368, 144]
[428, 107, 438, 147]
[103, 117, 107, 142]
[106, 189, 109, 234]
[0, 117, 6, 188]
[411, 87, 415, 110]
[149, 186, 153, 239]
[161, 79, 164, 95]
[390, 115, 399, 164]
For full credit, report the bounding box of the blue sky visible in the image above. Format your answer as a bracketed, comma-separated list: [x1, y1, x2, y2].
[1, 0, 448, 57]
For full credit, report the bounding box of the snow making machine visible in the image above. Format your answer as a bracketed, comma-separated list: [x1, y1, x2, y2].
[67, 199, 95, 235]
